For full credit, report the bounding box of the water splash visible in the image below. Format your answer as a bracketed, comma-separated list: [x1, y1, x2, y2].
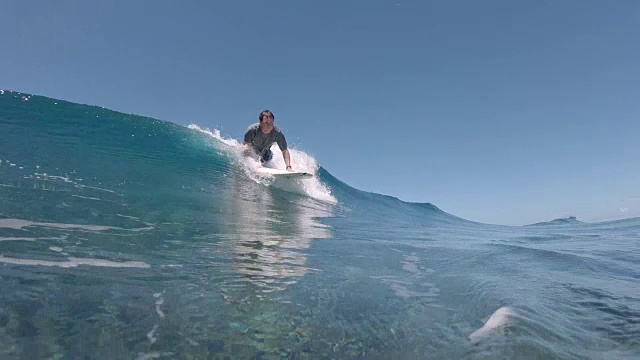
[188, 124, 337, 203]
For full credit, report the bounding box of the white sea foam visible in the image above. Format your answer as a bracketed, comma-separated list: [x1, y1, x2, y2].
[0, 218, 153, 232]
[469, 306, 515, 343]
[0, 218, 114, 231]
[155, 298, 165, 318]
[0, 235, 67, 242]
[0, 255, 150, 268]
[75, 184, 120, 194]
[32, 173, 74, 182]
[72, 195, 102, 200]
[153, 292, 166, 318]
[0, 237, 37, 242]
[136, 351, 173, 360]
[188, 124, 337, 203]
[146, 324, 159, 344]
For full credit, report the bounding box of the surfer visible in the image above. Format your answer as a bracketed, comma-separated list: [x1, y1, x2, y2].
[243, 110, 293, 171]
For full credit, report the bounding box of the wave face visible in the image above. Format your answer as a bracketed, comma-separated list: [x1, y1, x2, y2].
[1, 91, 639, 359]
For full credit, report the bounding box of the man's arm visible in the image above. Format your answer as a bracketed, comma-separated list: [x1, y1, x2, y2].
[243, 126, 256, 146]
[243, 127, 255, 157]
[276, 131, 292, 170]
[282, 149, 292, 170]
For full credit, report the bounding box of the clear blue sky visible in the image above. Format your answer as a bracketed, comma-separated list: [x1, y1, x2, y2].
[2, 0, 639, 225]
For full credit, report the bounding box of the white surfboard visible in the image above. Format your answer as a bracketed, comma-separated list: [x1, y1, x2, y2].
[255, 166, 313, 178]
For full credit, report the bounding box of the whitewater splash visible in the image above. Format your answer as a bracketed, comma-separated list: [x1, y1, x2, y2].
[188, 124, 337, 204]
[469, 306, 515, 343]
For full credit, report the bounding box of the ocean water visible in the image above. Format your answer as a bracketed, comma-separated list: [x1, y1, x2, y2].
[0, 90, 638, 359]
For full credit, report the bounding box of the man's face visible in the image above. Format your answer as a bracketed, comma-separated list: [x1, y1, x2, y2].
[260, 114, 274, 132]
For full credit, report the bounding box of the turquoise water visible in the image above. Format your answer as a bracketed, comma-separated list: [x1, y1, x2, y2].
[0, 90, 638, 359]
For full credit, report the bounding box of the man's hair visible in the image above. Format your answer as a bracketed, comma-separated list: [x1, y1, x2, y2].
[259, 110, 275, 122]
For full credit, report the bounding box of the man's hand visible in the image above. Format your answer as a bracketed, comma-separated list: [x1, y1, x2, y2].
[242, 143, 253, 158]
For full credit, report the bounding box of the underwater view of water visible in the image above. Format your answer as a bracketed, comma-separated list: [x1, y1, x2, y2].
[1, 90, 638, 359]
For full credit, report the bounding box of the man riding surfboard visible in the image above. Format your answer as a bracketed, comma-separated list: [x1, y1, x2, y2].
[243, 110, 293, 171]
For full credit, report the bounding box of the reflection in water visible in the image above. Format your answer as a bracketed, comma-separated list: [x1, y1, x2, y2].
[220, 169, 334, 293]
